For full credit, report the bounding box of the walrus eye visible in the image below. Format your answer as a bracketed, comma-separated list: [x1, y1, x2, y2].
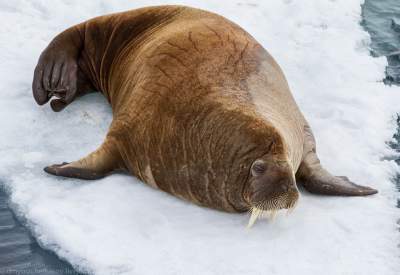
[251, 160, 266, 176]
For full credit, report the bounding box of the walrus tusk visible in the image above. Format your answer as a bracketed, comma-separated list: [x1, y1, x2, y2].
[269, 210, 277, 221]
[285, 199, 299, 216]
[248, 208, 282, 228]
[247, 208, 262, 228]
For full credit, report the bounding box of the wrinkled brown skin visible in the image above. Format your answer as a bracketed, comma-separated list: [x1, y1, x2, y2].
[32, 5, 377, 213]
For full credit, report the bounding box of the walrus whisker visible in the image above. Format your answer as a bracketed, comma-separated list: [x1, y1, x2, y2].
[247, 192, 300, 226]
[285, 197, 298, 215]
[286, 206, 294, 216]
[270, 209, 277, 221]
[261, 210, 268, 219]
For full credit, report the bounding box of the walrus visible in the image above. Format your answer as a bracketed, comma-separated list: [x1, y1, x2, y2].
[32, 5, 377, 226]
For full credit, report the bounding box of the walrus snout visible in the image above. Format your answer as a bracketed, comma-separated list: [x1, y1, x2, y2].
[245, 159, 299, 208]
[245, 158, 300, 227]
[248, 179, 297, 206]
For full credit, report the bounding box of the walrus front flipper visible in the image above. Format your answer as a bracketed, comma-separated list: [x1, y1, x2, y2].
[32, 25, 94, 112]
[296, 125, 378, 196]
[44, 138, 125, 180]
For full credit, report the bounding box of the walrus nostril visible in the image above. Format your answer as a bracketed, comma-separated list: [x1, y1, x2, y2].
[277, 179, 292, 192]
[280, 184, 289, 192]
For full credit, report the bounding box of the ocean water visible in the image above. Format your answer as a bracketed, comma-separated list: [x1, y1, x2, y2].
[362, 0, 400, 202]
[0, 186, 81, 275]
[362, 0, 400, 85]
[0, 1, 399, 275]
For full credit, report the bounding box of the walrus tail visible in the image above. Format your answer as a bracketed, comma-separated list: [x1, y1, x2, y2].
[44, 137, 125, 180]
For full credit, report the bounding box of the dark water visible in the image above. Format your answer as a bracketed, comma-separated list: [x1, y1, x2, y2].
[361, 0, 400, 205]
[390, 116, 400, 208]
[0, 186, 82, 275]
[362, 0, 400, 85]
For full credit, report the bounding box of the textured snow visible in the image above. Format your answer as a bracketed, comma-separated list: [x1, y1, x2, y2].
[0, 0, 399, 274]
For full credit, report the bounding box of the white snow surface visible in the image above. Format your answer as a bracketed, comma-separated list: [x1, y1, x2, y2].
[0, 0, 399, 274]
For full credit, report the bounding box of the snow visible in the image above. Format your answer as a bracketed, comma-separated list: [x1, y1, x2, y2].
[0, 0, 399, 274]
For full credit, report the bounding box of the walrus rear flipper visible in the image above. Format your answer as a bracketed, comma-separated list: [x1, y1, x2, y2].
[44, 138, 125, 180]
[296, 125, 378, 196]
[297, 162, 378, 196]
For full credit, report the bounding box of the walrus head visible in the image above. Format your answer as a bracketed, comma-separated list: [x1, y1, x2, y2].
[244, 157, 299, 227]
